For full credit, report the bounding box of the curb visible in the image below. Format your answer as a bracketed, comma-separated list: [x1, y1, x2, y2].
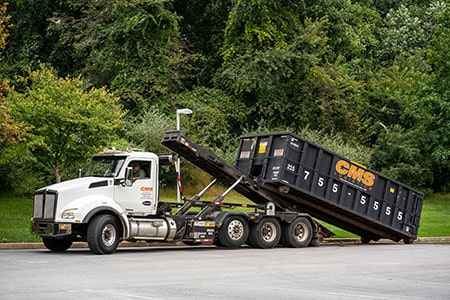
[1, 237, 449, 250]
[0, 241, 185, 250]
[322, 237, 450, 245]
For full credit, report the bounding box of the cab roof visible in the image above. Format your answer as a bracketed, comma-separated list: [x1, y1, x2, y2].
[93, 148, 158, 159]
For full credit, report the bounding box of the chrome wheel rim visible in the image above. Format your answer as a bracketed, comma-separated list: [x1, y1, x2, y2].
[102, 224, 116, 247]
[261, 222, 277, 242]
[294, 222, 308, 242]
[228, 220, 244, 241]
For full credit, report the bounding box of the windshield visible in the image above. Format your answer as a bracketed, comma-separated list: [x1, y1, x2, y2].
[86, 156, 126, 177]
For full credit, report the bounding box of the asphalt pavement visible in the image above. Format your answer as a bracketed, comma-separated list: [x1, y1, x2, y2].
[1, 243, 449, 300]
[1, 236, 449, 250]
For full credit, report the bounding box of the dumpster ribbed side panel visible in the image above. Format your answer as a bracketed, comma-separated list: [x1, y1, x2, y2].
[236, 132, 424, 241]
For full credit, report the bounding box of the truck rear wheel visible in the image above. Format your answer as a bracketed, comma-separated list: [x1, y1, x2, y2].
[87, 215, 121, 254]
[218, 215, 249, 248]
[248, 217, 281, 249]
[42, 237, 73, 252]
[282, 217, 313, 248]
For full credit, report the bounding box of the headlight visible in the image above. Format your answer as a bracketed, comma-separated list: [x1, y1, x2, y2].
[61, 208, 77, 219]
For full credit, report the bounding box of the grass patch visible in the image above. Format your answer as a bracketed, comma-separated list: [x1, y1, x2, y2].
[418, 193, 450, 237]
[320, 225, 359, 238]
[0, 195, 40, 243]
[1, 192, 449, 243]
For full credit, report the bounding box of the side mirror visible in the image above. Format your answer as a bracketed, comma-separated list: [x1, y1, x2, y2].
[124, 167, 133, 186]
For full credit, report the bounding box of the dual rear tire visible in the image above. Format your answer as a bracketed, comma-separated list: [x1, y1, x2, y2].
[217, 215, 249, 248]
[248, 217, 281, 249]
[281, 217, 313, 248]
[217, 215, 314, 249]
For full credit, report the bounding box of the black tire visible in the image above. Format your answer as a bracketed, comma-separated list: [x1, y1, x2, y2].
[218, 215, 249, 248]
[404, 238, 414, 244]
[42, 237, 73, 252]
[213, 239, 225, 248]
[308, 238, 320, 247]
[248, 217, 281, 249]
[282, 217, 313, 248]
[87, 215, 121, 254]
[361, 237, 371, 244]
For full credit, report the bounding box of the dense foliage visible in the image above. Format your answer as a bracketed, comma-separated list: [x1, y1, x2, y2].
[0, 0, 449, 194]
[5, 65, 124, 183]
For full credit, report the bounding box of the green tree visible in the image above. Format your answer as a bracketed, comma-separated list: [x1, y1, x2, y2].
[371, 125, 434, 190]
[362, 2, 449, 190]
[47, 0, 188, 113]
[1, 0, 194, 113]
[376, 2, 445, 68]
[425, 3, 450, 191]
[1, 2, 29, 146]
[302, 0, 381, 61]
[218, 0, 381, 135]
[428, 2, 450, 97]
[0, 2, 10, 52]
[221, 0, 303, 62]
[218, 14, 332, 130]
[5, 65, 124, 183]
[0, 0, 68, 77]
[0, 81, 29, 146]
[127, 109, 174, 155]
[157, 87, 245, 159]
[173, 0, 232, 86]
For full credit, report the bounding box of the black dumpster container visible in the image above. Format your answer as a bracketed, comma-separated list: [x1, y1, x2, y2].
[236, 132, 424, 243]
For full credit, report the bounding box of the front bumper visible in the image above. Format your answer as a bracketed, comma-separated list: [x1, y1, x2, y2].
[32, 222, 72, 237]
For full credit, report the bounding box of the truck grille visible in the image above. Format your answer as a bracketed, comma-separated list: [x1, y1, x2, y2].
[33, 190, 57, 220]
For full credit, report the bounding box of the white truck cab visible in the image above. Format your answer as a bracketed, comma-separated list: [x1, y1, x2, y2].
[32, 149, 179, 254]
[88, 150, 160, 217]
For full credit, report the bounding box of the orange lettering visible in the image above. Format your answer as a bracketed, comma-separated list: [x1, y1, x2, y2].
[335, 160, 350, 175]
[335, 160, 376, 187]
[347, 165, 364, 181]
[362, 172, 375, 187]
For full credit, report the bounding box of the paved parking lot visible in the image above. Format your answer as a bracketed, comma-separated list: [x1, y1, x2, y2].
[1, 243, 449, 299]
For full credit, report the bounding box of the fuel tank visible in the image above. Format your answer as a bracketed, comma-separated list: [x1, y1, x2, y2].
[129, 217, 177, 240]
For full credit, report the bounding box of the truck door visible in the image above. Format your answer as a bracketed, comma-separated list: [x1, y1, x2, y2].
[115, 159, 158, 216]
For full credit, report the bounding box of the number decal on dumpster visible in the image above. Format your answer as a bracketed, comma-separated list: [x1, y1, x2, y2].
[304, 170, 310, 180]
[385, 206, 392, 216]
[332, 183, 339, 193]
[360, 195, 367, 205]
[373, 201, 379, 210]
[318, 177, 324, 187]
[286, 163, 296, 172]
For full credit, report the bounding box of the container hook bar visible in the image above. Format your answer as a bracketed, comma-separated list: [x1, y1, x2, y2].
[195, 176, 245, 219]
[176, 178, 218, 216]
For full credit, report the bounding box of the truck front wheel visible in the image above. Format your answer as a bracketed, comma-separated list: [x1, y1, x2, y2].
[218, 215, 249, 248]
[282, 217, 313, 248]
[87, 215, 121, 254]
[42, 237, 73, 252]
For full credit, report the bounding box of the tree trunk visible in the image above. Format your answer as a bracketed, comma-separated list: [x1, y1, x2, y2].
[54, 161, 61, 183]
